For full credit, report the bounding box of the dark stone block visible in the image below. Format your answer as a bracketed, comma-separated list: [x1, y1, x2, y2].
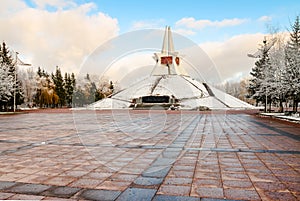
[43, 186, 81, 198]
[162, 151, 180, 158]
[8, 183, 51, 195]
[153, 195, 200, 201]
[201, 198, 243, 201]
[80, 189, 121, 201]
[152, 158, 175, 166]
[134, 176, 163, 186]
[116, 188, 156, 201]
[142, 166, 170, 178]
[0, 181, 17, 190]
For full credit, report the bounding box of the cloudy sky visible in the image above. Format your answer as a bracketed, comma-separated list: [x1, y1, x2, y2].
[1, 0, 299, 84]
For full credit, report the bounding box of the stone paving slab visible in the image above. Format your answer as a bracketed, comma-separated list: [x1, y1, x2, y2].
[79, 189, 121, 200]
[0, 110, 299, 200]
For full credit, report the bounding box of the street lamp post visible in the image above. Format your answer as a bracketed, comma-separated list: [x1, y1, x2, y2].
[13, 52, 19, 112]
[13, 52, 31, 112]
[265, 87, 268, 113]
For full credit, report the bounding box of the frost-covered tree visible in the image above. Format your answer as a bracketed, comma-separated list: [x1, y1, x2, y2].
[0, 42, 13, 67]
[97, 77, 115, 99]
[73, 74, 118, 107]
[248, 39, 272, 111]
[19, 67, 38, 107]
[223, 78, 255, 105]
[0, 62, 14, 111]
[284, 16, 300, 112]
[0, 42, 24, 110]
[268, 32, 288, 112]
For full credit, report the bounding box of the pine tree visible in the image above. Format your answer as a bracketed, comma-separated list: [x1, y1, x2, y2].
[267, 32, 287, 112]
[73, 86, 85, 107]
[248, 39, 271, 111]
[0, 60, 14, 111]
[37, 67, 42, 77]
[84, 73, 98, 104]
[64, 72, 76, 107]
[285, 16, 300, 112]
[0, 42, 24, 110]
[52, 66, 66, 107]
[0, 42, 13, 67]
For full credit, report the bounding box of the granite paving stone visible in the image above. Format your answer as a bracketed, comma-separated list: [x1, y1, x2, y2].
[7, 194, 45, 200]
[134, 176, 164, 186]
[157, 185, 191, 196]
[96, 181, 131, 191]
[0, 110, 299, 200]
[0, 192, 14, 200]
[116, 187, 156, 201]
[6, 183, 51, 195]
[0, 182, 17, 190]
[153, 194, 200, 201]
[69, 178, 104, 188]
[79, 189, 121, 201]
[224, 189, 260, 200]
[192, 179, 222, 188]
[223, 180, 253, 189]
[258, 190, 297, 201]
[43, 176, 75, 186]
[191, 187, 224, 198]
[42, 186, 80, 198]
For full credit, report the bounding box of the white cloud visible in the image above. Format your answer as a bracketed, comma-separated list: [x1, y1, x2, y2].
[200, 33, 266, 82]
[175, 17, 248, 29]
[0, 1, 119, 74]
[31, 0, 76, 9]
[131, 19, 165, 30]
[173, 28, 196, 36]
[258, 15, 272, 22]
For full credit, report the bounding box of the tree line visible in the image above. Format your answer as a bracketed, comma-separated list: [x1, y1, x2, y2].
[248, 16, 300, 113]
[0, 42, 115, 111]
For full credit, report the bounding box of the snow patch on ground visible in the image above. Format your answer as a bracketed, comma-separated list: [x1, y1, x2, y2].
[261, 112, 300, 123]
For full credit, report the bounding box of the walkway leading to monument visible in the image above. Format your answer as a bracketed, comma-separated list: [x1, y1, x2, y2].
[0, 110, 299, 200]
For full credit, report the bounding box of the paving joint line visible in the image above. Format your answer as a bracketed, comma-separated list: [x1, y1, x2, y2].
[184, 147, 300, 154]
[246, 117, 300, 141]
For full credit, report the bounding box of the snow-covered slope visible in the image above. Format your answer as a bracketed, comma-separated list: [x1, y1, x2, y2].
[90, 74, 256, 110]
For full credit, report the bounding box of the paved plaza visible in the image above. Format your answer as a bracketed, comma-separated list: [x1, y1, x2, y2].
[0, 109, 299, 200]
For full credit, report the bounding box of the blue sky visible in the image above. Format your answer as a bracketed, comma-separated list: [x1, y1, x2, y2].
[2, 0, 299, 83]
[24, 0, 300, 43]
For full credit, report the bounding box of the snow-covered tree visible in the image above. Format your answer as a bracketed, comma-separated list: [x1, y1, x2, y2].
[18, 67, 38, 108]
[223, 78, 255, 105]
[284, 16, 300, 112]
[72, 74, 118, 107]
[248, 38, 272, 111]
[0, 42, 25, 110]
[0, 63, 14, 110]
[268, 32, 288, 112]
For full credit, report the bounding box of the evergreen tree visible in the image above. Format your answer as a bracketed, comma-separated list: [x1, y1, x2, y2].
[284, 16, 300, 112]
[0, 59, 14, 111]
[84, 73, 98, 104]
[0, 42, 24, 110]
[0, 42, 13, 67]
[37, 66, 42, 77]
[248, 39, 271, 111]
[64, 72, 76, 107]
[73, 86, 85, 107]
[52, 66, 65, 107]
[268, 32, 288, 112]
